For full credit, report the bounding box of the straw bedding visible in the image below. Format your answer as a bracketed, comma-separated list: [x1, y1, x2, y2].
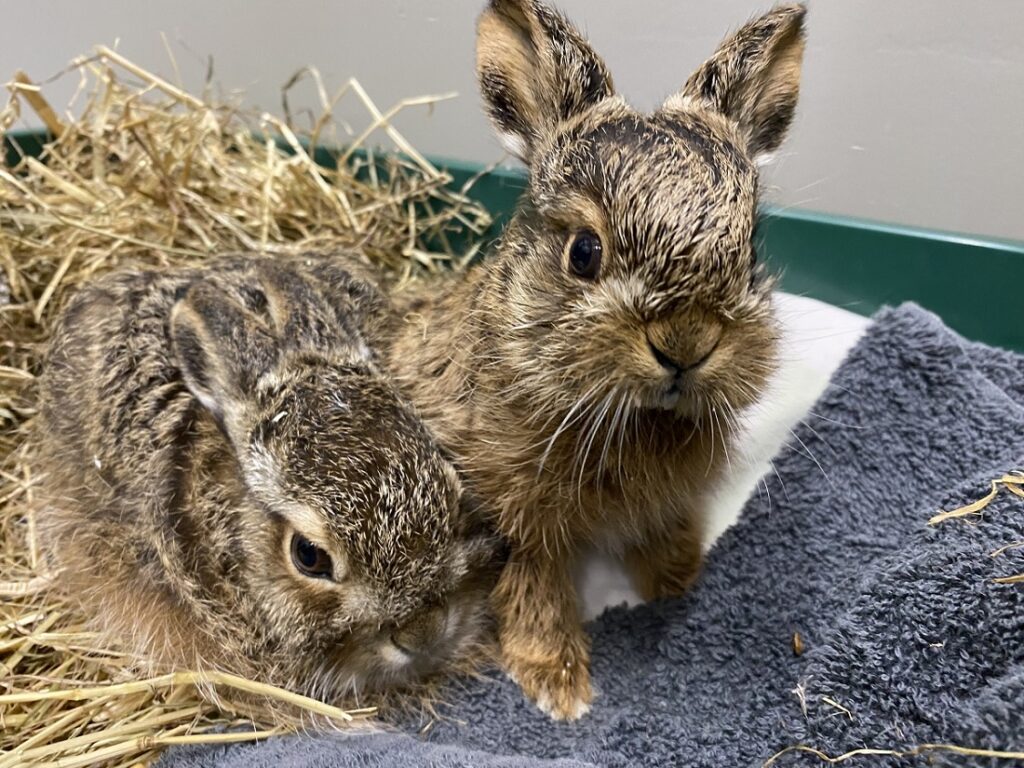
[0, 49, 490, 767]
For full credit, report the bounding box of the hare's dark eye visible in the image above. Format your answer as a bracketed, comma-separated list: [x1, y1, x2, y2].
[290, 534, 333, 579]
[567, 230, 602, 280]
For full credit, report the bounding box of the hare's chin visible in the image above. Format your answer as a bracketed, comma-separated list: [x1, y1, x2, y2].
[639, 382, 694, 414]
[378, 640, 416, 669]
[658, 388, 681, 411]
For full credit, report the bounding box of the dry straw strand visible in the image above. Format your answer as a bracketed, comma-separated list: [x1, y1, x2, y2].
[927, 471, 1024, 585]
[928, 471, 1024, 525]
[1, 44, 493, 768]
[763, 743, 1024, 766]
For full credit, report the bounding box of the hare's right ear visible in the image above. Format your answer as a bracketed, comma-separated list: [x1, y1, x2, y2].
[170, 283, 278, 424]
[476, 0, 614, 162]
[667, 4, 806, 161]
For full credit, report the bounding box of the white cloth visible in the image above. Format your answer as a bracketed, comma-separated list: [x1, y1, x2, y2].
[577, 293, 870, 619]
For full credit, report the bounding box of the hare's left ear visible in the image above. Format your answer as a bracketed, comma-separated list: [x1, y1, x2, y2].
[170, 282, 278, 426]
[476, 0, 614, 162]
[664, 4, 806, 161]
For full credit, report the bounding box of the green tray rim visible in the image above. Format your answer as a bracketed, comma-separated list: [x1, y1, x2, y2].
[5, 129, 1022, 352]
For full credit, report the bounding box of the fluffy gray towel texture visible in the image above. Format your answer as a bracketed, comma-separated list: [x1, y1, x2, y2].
[161, 304, 1024, 767]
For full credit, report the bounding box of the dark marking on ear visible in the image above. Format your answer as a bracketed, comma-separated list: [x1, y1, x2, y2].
[480, 67, 533, 146]
[580, 58, 610, 111]
[698, 62, 720, 103]
[239, 284, 269, 315]
[751, 18, 779, 44]
[753, 96, 797, 154]
[173, 325, 214, 405]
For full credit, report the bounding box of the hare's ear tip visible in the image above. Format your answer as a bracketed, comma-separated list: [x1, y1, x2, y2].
[757, 3, 807, 31]
[478, 0, 536, 32]
[478, 0, 511, 24]
[771, 2, 806, 15]
[485, 0, 533, 15]
[777, 3, 808, 28]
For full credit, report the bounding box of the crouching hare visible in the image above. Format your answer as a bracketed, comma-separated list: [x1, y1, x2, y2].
[387, 1, 806, 719]
[36, 255, 499, 707]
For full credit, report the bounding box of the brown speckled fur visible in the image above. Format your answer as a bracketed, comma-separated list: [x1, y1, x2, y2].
[35, 254, 499, 708]
[387, 1, 806, 719]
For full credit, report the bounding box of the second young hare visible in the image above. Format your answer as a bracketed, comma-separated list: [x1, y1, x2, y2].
[36, 255, 498, 707]
[388, 1, 806, 718]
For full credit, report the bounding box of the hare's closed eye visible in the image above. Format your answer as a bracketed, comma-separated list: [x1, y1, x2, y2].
[566, 230, 602, 280]
[289, 533, 334, 580]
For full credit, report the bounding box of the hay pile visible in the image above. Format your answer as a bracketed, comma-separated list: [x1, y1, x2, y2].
[0, 47, 492, 767]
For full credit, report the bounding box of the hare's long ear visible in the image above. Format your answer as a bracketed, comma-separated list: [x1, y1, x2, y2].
[476, 0, 614, 162]
[666, 4, 806, 161]
[170, 282, 278, 425]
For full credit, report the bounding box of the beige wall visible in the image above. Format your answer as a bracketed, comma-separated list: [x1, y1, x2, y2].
[5, 1, 1023, 240]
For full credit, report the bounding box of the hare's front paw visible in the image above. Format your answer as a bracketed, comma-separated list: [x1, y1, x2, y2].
[505, 651, 593, 721]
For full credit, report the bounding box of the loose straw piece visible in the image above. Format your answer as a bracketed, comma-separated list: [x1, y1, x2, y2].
[928, 472, 1024, 524]
[94, 46, 206, 110]
[993, 573, 1024, 584]
[763, 743, 1024, 767]
[928, 472, 1024, 585]
[0, 670, 356, 722]
[9, 71, 65, 135]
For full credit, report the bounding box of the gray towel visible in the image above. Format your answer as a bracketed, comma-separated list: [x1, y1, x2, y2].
[161, 304, 1024, 767]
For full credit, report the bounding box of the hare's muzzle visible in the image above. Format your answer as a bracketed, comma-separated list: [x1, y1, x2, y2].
[646, 308, 722, 377]
[386, 604, 453, 666]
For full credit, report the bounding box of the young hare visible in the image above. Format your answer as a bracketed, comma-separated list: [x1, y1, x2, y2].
[388, 1, 806, 719]
[36, 255, 498, 705]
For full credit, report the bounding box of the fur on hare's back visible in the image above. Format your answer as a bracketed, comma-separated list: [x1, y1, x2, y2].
[387, 0, 806, 720]
[35, 254, 499, 705]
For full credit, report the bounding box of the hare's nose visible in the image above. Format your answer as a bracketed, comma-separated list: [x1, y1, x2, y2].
[648, 339, 684, 375]
[647, 337, 716, 377]
[391, 606, 449, 659]
[646, 310, 723, 377]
